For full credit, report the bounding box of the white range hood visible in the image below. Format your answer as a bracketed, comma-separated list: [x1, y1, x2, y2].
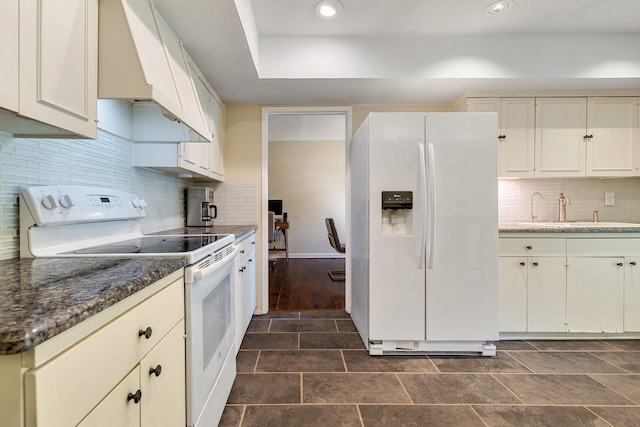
[98, 0, 212, 143]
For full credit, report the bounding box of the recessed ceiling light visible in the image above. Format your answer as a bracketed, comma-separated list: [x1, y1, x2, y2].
[485, 0, 513, 16]
[315, 0, 342, 19]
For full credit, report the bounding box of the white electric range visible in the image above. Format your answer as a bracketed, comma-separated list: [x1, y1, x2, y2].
[19, 185, 238, 427]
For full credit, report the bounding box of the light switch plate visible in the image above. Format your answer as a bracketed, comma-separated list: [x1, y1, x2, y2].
[605, 192, 615, 206]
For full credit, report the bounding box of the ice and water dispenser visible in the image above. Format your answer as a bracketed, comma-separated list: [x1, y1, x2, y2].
[381, 191, 413, 236]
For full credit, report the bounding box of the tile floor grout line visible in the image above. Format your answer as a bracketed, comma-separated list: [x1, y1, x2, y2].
[586, 374, 640, 406]
[584, 406, 617, 427]
[587, 350, 634, 374]
[490, 372, 528, 406]
[468, 404, 491, 427]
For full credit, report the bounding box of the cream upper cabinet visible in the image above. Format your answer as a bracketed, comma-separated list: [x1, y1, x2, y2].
[535, 97, 587, 177]
[586, 97, 639, 177]
[209, 98, 225, 179]
[0, 0, 97, 138]
[467, 98, 535, 177]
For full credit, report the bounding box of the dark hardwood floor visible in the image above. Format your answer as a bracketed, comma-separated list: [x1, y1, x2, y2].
[269, 258, 345, 311]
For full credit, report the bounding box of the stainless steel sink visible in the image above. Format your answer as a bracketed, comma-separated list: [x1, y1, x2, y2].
[519, 221, 640, 228]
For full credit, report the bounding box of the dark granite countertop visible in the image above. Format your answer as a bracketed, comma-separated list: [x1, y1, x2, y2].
[0, 225, 257, 355]
[500, 222, 640, 233]
[0, 257, 187, 354]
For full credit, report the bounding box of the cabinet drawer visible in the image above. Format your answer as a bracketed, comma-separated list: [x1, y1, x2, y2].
[567, 238, 640, 256]
[237, 233, 256, 258]
[499, 238, 566, 256]
[25, 279, 184, 427]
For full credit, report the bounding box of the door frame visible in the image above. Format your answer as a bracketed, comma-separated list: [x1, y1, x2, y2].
[260, 106, 353, 314]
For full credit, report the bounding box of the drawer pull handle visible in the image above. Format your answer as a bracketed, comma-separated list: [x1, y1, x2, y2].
[532, 262, 539, 267]
[240, 250, 245, 254]
[631, 261, 637, 266]
[251, 241, 255, 245]
[249, 258, 253, 262]
[127, 390, 142, 404]
[149, 365, 162, 377]
[138, 327, 153, 339]
[519, 262, 526, 266]
[617, 262, 624, 267]
[526, 245, 532, 250]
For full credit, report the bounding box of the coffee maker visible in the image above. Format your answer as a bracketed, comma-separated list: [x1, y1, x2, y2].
[186, 187, 217, 227]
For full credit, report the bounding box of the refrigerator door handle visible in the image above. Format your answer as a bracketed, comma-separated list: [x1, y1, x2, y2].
[426, 143, 436, 269]
[418, 143, 427, 269]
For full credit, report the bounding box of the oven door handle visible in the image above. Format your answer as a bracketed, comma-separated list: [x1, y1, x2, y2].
[192, 245, 239, 280]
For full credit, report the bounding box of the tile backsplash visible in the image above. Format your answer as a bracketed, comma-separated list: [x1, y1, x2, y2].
[0, 130, 190, 260]
[499, 177, 640, 223]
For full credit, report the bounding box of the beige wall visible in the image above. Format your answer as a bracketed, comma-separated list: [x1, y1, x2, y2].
[352, 104, 449, 132]
[223, 103, 447, 312]
[268, 139, 345, 256]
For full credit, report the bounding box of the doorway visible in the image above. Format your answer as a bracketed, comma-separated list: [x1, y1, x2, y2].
[260, 107, 352, 314]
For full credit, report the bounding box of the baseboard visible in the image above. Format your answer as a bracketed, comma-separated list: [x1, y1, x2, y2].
[271, 253, 345, 259]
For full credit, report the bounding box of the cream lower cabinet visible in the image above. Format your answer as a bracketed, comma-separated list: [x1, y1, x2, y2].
[23, 275, 185, 427]
[235, 232, 257, 352]
[566, 239, 627, 333]
[79, 320, 186, 427]
[498, 238, 566, 333]
[624, 257, 640, 331]
[566, 257, 624, 333]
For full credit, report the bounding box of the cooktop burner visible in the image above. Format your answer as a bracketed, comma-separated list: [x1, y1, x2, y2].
[64, 235, 228, 255]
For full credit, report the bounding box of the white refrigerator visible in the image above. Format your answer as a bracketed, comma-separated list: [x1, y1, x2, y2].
[350, 112, 499, 356]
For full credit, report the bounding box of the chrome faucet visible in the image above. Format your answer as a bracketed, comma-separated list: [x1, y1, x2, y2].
[530, 192, 543, 222]
[558, 192, 571, 222]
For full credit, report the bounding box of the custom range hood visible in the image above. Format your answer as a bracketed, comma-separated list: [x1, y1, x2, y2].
[98, 0, 212, 142]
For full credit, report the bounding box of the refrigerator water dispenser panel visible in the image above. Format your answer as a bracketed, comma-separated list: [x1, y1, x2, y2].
[381, 191, 413, 237]
[382, 191, 413, 209]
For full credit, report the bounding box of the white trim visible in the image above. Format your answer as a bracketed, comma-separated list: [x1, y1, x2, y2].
[261, 106, 352, 315]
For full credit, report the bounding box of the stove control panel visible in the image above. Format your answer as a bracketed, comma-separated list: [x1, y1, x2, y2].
[21, 185, 147, 227]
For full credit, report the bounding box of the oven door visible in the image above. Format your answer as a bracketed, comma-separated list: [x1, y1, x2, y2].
[185, 245, 238, 427]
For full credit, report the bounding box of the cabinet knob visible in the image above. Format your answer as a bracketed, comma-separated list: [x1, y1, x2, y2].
[630, 261, 637, 266]
[617, 262, 624, 267]
[532, 262, 539, 267]
[149, 365, 162, 377]
[240, 250, 245, 254]
[249, 258, 253, 263]
[519, 262, 526, 266]
[526, 245, 532, 250]
[127, 390, 142, 404]
[138, 327, 152, 339]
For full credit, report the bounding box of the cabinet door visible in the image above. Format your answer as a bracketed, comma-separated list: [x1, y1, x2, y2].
[566, 256, 624, 332]
[527, 257, 566, 332]
[242, 248, 257, 334]
[140, 320, 185, 427]
[498, 257, 527, 332]
[500, 98, 536, 177]
[586, 97, 639, 177]
[535, 98, 587, 177]
[0, 0, 18, 110]
[209, 99, 224, 178]
[78, 367, 140, 427]
[181, 142, 210, 175]
[624, 257, 640, 331]
[19, 0, 98, 138]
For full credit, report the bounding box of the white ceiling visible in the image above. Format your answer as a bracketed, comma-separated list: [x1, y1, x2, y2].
[152, 0, 640, 105]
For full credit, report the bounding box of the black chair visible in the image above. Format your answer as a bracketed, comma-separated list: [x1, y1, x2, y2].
[325, 218, 345, 281]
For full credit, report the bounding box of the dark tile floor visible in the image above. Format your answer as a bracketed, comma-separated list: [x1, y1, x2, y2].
[220, 312, 640, 426]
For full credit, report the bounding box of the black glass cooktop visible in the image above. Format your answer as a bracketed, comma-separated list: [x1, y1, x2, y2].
[65, 235, 226, 255]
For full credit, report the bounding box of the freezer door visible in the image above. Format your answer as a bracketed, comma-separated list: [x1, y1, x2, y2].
[424, 113, 499, 342]
[367, 113, 427, 341]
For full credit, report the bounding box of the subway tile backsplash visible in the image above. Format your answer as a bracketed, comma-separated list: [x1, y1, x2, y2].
[0, 130, 190, 260]
[212, 182, 257, 225]
[499, 177, 640, 224]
